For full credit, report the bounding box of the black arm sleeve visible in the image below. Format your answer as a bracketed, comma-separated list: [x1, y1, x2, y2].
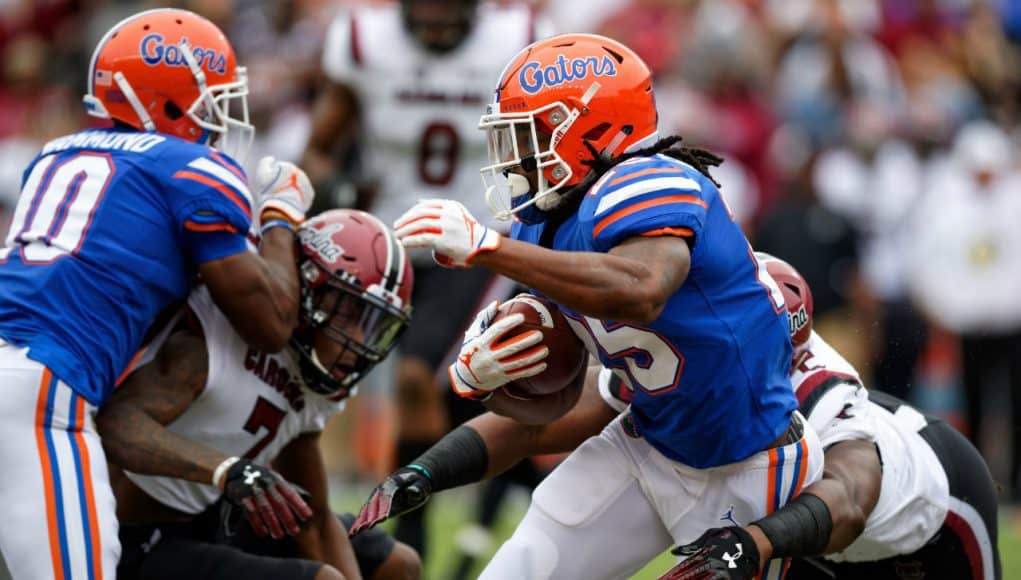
[753, 492, 833, 558]
[409, 425, 489, 492]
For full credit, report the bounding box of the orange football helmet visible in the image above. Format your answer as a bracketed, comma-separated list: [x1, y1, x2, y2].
[82, 9, 253, 162]
[479, 33, 659, 222]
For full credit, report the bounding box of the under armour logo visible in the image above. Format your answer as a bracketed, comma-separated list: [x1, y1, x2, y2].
[243, 466, 262, 485]
[722, 543, 744, 569]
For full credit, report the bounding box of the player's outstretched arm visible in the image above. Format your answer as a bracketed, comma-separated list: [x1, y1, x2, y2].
[662, 439, 882, 579]
[274, 432, 362, 580]
[202, 157, 316, 353]
[349, 370, 616, 536]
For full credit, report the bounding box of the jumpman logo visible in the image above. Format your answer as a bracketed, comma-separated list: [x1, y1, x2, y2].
[720, 505, 739, 527]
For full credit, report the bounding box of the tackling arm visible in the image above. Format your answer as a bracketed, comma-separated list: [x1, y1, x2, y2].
[473, 235, 691, 324]
[274, 432, 361, 580]
[96, 325, 223, 484]
[199, 227, 300, 353]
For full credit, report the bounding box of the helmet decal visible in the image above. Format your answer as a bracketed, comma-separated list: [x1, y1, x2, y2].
[140, 34, 227, 75]
[518, 55, 618, 95]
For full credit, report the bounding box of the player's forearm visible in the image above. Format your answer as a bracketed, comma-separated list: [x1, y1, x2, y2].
[251, 226, 301, 350]
[473, 237, 667, 323]
[97, 405, 227, 485]
[294, 512, 359, 580]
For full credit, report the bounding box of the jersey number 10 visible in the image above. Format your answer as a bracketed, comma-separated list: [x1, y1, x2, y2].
[0, 153, 114, 264]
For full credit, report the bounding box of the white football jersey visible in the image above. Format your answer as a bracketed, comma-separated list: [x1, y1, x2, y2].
[321, 2, 545, 231]
[792, 332, 949, 562]
[125, 287, 346, 515]
[597, 330, 949, 561]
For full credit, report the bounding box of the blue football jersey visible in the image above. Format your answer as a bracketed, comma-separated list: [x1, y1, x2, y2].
[0, 127, 253, 405]
[513, 154, 797, 468]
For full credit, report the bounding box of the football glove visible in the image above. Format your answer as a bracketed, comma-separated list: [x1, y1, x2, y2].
[221, 459, 313, 540]
[393, 199, 501, 267]
[348, 466, 433, 537]
[253, 156, 315, 228]
[659, 527, 761, 580]
[448, 300, 548, 400]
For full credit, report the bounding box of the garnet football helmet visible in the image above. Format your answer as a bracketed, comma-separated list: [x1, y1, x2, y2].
[757, 252, 814, 359]
[293, 210, 414, 396]
[82, 9, 254, 162]
[479, 33, 659, 223]
[401, 0, 478, 53]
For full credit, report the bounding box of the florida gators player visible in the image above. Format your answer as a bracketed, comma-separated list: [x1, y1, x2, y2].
[352, 255, 1000, 580]
[393, 34, 822, 578]
[97, 210, 419, 580]
[0, 9, 316, 579]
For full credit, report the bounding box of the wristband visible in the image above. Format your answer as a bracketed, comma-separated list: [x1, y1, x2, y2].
[212, 456, 241, 489]
[260, 218, 296, 235]
[410, 425, 489, 492]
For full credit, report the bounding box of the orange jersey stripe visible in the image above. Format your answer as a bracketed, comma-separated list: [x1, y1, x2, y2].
[115, 348, 147, 387]
[606, 167, 688, 188]
[210, 152, 247, 182]
[72, 396, 103, 580]
[792, 437, 809, 497]
[183, 220, 240, 234]
[640, 227, 694, 238]
[172, 170, 252, 219]
[34, 369, 64, 580]
[593, 195, 708, 238]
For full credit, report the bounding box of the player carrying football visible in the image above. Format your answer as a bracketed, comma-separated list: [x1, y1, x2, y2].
[390, 33, 823, 578]
[0, 9, 315, 578]
[353, 256, 1001, 580]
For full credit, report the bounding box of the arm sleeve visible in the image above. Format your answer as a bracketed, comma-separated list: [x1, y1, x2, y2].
[168, 153, 254, 264]
[589, 168, 707, 252]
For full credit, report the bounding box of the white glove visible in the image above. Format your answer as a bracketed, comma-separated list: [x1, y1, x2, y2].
[253, 156, 315, 228]
[393, 199, 501, 268]
[448, 300, 548, 400]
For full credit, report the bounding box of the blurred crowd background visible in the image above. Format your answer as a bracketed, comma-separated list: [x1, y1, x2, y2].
[5, 0, 1021, 561]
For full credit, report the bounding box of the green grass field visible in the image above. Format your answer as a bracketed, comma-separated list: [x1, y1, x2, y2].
[334, 484, 1021, 579]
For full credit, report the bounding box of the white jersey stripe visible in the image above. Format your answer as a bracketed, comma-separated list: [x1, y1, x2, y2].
[594, 176, 701, 216]
[947, 497, 995, 580]
[187, 157, 253, 207]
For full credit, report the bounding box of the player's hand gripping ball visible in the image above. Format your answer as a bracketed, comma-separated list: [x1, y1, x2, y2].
[483, 295, 588, 425]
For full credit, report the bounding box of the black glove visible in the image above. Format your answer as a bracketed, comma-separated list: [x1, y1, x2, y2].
[221, 459, 313, 539]
[659, 527, 761, 580]
[348, 466, 433, 537]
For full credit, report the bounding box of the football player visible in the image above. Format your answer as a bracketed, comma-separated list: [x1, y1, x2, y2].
[352, 255, 1001, 580]
[302, 0, 546, 556]
[0, 9, 316, 579]
[97, 210, 420, 580]
[392, 34, 823, 579]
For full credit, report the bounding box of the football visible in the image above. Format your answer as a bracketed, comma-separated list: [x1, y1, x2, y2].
[492, 294, 587, 396]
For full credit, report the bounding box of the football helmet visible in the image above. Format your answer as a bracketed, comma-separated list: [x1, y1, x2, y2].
[82, 9, 254, 162]
[293, 210, 414, 397]
[400, 0, 478, 53]
[757, 252, 814, 358]
[479, 33, 659, 223]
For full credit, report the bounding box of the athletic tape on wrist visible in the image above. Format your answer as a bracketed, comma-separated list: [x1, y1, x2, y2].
[260, 218, 296, 235]
[753, 492, 833, 558]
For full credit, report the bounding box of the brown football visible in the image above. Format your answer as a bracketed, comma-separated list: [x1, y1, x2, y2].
[491, 294, 587, 397]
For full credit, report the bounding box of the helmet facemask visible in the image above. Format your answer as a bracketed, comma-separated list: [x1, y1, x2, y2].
[292, 262, 411, 398]
[180, 39, 254, 164]
[479, 83, 602, 223]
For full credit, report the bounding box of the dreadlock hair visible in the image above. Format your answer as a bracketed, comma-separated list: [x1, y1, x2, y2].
[542, 135, 725, 226]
